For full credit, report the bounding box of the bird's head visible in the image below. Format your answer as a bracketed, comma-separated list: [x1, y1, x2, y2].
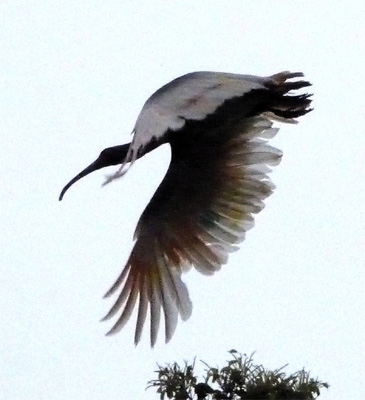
[59, 144, 129, 201]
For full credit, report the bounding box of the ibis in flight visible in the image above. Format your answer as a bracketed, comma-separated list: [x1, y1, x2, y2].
[60, 71, 312, 346]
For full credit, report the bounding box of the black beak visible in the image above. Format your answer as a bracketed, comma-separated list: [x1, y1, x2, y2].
[59, 159, 104, 201]
[59, 143, 131, 201]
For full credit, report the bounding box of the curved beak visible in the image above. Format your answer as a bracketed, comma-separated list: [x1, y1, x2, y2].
[59, 159, 104, 201]
[59, 143, 131, 201]
[59, 143, 132, 201]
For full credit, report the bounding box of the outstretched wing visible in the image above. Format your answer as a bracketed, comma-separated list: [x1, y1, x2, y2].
[102, 72, 312, 346]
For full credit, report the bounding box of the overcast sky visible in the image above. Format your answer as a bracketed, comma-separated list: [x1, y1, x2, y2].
[1, 1, 364, 399]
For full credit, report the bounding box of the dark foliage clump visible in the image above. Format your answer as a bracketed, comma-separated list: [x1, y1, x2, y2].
[147, 350, 328, 400]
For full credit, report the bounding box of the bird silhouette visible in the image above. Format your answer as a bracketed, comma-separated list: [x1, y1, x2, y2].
[59, 71, 312, 346]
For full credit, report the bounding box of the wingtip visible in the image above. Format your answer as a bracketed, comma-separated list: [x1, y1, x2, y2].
[270, 71, 304, 82]
[267, 72, 312, 94]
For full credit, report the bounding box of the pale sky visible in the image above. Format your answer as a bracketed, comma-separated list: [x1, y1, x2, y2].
[1, 1, 364, 399]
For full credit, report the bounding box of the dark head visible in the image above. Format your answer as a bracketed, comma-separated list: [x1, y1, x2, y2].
[59, 144, 130, 201]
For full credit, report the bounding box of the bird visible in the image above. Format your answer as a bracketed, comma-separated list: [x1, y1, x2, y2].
[59, 71, 312, 347]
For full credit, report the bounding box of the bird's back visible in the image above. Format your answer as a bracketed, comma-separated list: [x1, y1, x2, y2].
[131, 72, 268, 155]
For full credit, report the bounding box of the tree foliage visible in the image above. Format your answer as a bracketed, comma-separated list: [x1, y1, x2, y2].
[147, 350, 328, 400]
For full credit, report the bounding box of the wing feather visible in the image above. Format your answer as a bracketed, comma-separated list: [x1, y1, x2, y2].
[105, 270, 139, 334]
[134, 273, 148, 345]
[198, 219, 244, 246]
[102, 266, 134, 321]
[154, 247, 179, 343]
[148, 268, 161, 347]
[160, 260, 192, 320]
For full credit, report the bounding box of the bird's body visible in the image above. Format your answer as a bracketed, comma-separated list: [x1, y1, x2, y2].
[60, 71, 312, 346]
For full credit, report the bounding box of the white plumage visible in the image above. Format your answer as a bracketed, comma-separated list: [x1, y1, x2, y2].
[60, 71, 312, 346]
[136, 72, 265, 135]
